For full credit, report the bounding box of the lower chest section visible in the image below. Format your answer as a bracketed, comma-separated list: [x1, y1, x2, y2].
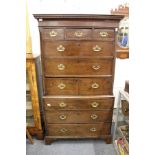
[43, 96, 114, 137]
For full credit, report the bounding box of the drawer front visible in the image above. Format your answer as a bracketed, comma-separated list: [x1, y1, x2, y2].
[79, 78, 113, 95]
[43, 41, 114, 57]
[93, 29, 114, 40]
[44, 78, 113, 95]
[45, 78, 78, 95]
[47, 123, 112, 136]
[41, 29, 64, 40]
[65, 29, 92, 40]
[44, 97, 114, 110]
[44, 58, 113, 76]
[45, 110, 113, 123]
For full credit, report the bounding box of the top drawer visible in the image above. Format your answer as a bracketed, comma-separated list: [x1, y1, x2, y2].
[93, 29, 114, 40]
[41, 29, 64, 40]
[40, 28, 114, 41]
[65, 29, 92, 40]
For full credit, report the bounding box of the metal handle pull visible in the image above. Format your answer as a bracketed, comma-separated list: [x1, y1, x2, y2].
[90, 128, 97, 132]
[74, 31, 83, 37]
[92, 45, 102, 52]
[59, 115, 67, 120]
[91, 114, 98, 120]
[91, 102, 99, 108]
[57, 64, 65, 71]
[59, 102, 67, 108]
[57, 45, 65, 52]
[49, 30, 57, 37]
[92, 65, 100, 70]
[58, 83, 66, 89]
[91, 83, 99, 89]
[47, 103, 51, 107]
[60, 128, 68, 133]
[100, 31, 108, 37]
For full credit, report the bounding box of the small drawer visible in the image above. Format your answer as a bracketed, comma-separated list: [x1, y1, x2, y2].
[79, 77, 113, 95]
[93, 29, 114, 40]
[65, 29, 92, 40]
[41, 29, 64, 40]
[47, 123, 112, 136]
[43, 96, 114, 110]
[45, 78, 78, 95]
[43, 41, 114, 57]
[45, 110, 113, 123]
[44, 58, 113, 76]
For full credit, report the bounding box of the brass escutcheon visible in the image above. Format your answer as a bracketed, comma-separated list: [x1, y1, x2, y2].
[90, 128, 97, 132]
[60, 128, 68, 132]
[92, 65, 100, 70]
[58, 83, 66, 89]
[59, 102, 67, 108]
[91, 83, 99, 89]
[59, 115, 67, 120]
[91, 102, 99, 108]
[100, 31, 108, 37]
[91, 114, 98, 120]
[57, 64, 65, 71]
[49, 30, 57, 37]
[57, 45, 65, 52]
[92, 45, 102, 52]
[74, 31, 83, 37]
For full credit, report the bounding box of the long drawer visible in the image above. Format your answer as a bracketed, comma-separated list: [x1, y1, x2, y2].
[44, 77, 113, 95]
[43, 96, 114, 110]
[47, 123, 112, 136]
[42, 41, 114, 57]
[45, 110, 113, 123]
[44, 58, 113, 76]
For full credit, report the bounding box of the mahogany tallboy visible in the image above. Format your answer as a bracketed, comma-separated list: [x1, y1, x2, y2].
[34, 14, 123, 144]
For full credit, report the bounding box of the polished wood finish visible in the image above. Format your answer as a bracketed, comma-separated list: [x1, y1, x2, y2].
[43, 97, 114, 110]
[47, 123, 112, 136]
[42, 41, 114, 57]
[44, 58, 113, 76]
[45, 110, 112, 123]
[34, 14, 123, 144]
[44, 77, 112, 95]
[26, 54, 43, 140]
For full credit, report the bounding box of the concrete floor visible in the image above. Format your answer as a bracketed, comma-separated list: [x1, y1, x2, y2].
[26, 138, 116, 155]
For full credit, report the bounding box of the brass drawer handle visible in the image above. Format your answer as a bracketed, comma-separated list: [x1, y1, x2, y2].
[60, 128, 68, 133]
[49, 30, 57, 37]
[59, 115, 67, 120]
[47, 103, 51, 107]
[57, 45, 65, 52]
[91, 102, 99, 108]
[91, 83, 99, 89]
[100, 31, 108, 37]
[92, 45, 102, 52]
[58, 83, 66, 89]
[92, 65, 100, 70]
[91, 114, 98, 120]
[59, 102, 67, 108]
[90, 128, 97, 132]
[57, 64, 65, 70]
[74, 31, 83, 37]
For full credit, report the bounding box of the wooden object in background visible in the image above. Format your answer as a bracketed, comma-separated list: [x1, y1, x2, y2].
[26, 53, 43, 140]
[34, 14, 123, 144]
[26, 127, 34, 144]
[26, 2, 32, 54]
[111, 4, 129, 59]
